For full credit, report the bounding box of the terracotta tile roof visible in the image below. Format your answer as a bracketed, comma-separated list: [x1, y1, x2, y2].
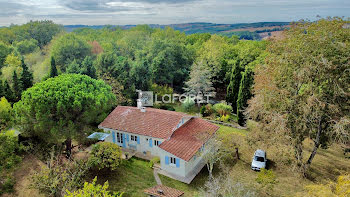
[98, 106, 189, 139]
[159, 118, 219, 161]
[144, 185, 184, 197]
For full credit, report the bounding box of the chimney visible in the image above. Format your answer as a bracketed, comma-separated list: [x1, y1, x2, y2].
[137, 99, 142, 109]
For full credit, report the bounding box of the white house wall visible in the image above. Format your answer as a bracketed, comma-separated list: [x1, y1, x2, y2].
[99, 126, 207, 180]
[99, 127, 164, 156]
[158, 148, 186, 177]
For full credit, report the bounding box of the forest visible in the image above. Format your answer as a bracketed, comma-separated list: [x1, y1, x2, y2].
[0, 18, 349, 196]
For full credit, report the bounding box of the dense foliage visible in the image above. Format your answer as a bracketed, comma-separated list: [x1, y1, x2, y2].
[247, 17, 350, 172]
[89, 142, 122, 171]
[0, 130, 22, 194]
[31, 158, 91, 197]
[65, 177, 123, 197]
[14, 74, 116, 156]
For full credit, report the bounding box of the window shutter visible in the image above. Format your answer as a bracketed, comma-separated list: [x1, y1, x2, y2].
[149, 138, 153, 147]
[137, 136, 140, 144]
[112, 132, 116, 143]
[122, 134, 126, 148]
[165, 156, 169, 165]
[126, 134, 129, 142]
[176, 158, 180, 168]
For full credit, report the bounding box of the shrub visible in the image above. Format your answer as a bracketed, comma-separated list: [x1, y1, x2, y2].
[0, 177, 15, 195]
[181, 97, 195, 112]
[220, 114, 230, 122]
[65, 177, 123, 197]
[88, 142, 122, 171]
[149, 157, 160, 168]
[256, 169, 277, 191]
[31, 159, 91, 197]
[213, 102, 232, 116]
[0, 130, 21, 194]
[200, 104, 213, 117]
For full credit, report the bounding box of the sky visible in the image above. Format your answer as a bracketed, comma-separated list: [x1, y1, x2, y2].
[0, 0, 349, 26]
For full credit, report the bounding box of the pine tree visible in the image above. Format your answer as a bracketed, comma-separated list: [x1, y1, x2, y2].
[20, 59, 33, 90]
[12, 70, 21, 102]
[50, 56, 58, 78]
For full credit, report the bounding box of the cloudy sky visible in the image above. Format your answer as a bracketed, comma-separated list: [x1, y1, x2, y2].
[0, 0, 349, 26]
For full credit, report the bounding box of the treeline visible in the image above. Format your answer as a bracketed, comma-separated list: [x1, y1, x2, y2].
[0, 21, 266, 126]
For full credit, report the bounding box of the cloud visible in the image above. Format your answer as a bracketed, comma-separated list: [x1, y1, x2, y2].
[60, 0, 197, 12]
[0, 0, 349, 26]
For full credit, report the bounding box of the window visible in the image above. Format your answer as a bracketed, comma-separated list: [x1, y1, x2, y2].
[117, 132, 123, 143]
[170, 157, 176, 165]
[154, 140, 160, 146]
[131, 135, 138, 142]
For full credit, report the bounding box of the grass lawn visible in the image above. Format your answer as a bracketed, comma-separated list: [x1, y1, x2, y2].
[91, 157, 210, 197]
[90, 158, 157, 197]
[216, 124, 249, 136]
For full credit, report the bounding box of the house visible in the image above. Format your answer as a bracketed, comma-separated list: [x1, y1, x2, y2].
[144, 185, 184, 197]
[98, 103, 219, 183]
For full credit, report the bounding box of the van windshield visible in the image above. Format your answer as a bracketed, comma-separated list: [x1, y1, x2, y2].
[255, 156, 265, 162]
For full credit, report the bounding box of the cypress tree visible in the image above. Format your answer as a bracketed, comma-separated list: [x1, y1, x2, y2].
[226, 61, 243, 111]
[4, 80, 14, 102]
[20, 59, 33, 90]
[237, 67, 254, 126]
[0, 80, 4, 98]
[50, 56, 58, 78]
[12, 70, 21, 101]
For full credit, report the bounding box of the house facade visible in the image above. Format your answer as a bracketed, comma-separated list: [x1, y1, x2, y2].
[98, 105, 219, 183]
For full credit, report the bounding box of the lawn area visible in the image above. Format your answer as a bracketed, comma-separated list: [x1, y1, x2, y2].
[90, 158, 156, 197]
[90, 157, 211, 197]
[216, 124, 249, 136]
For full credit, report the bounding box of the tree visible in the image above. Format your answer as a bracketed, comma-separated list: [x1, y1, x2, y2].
[51, 33, 91, 71]
[247, 18, 350, 172]
[49, 56, 58, 78]
[24, 20, 64, 48]
[226, 41, 266, 113]
[12, 71, 21, 102]
[14, 74, 116, 157]
[237, 66, 254, 126]
[88, 142, 122, 171]
[19, 59, 33, 90]
[201, 172, 257, 197]
[14, 39, 39, 54]
[65, 177, 123, 197]
[0, 81, 3, 98]
[0, 42, 11, 69]
[31, 158, 91, 197]
[0, 130, 22, 194]
[66, 60, 81, 74]
[184, 61, 215, 106]
[202, 136, 227, 180]
[3, 81, 14, 103]
[0, 97, 12, 130]
[80, 56, 96, 79]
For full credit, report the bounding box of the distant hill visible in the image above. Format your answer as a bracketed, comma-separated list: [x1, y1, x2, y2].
[64, 22, 290, 40]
